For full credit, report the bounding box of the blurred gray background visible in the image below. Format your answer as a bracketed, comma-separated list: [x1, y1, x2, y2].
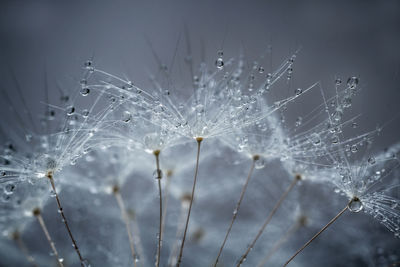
[0, 0, 399, 143]
[0, 1, 399, 266]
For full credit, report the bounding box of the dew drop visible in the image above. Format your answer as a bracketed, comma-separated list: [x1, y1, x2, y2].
[215, 57, 224, 69]
[351, 145, 358, 153]
[347, 77, 359, 89]
[84, 61, 94, 72]
[82, 109, 89, 118]
[258, 66, 264, 73]
[66, 106, 75, 116]
[348, 198, 363, 212]
[368, 157, 376, 165]
[255, 158, 266, 169]
[82, 259, 91, 267]
[80, 87, 90, 96]
[153, 169, 163, 179]
[4, 184, 15, 195]
[122, 111, 132, 123]
[335, 78, 342, 85]
[295, 88, 302, 96]
[295, 117, 302, 127]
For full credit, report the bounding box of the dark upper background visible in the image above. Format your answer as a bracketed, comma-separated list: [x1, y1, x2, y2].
[0, 0, 399, 146]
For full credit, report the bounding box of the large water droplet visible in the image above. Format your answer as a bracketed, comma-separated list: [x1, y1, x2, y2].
[348, 198, 363, 212]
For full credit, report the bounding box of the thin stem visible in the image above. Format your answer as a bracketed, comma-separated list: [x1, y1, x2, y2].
[257, 219, 301, 267]
[283, 204, 350, 266]
[113, 186, 138, 267]
[161, 170, 173, 240]
[12, 231, 38, 267]
[154, 150, 163, 267]
[168, 195, 191, 267]
[176, 137, 203, 267]
[237, 175, 300, 266]
[47, 173, 85, 267]
[213, 156, 259, 267]
[33, 208, 64, 267]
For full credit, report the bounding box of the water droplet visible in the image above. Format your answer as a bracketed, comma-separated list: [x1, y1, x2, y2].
[348, 198, 363, 212]
[82, 109, 89, 118]
[295, 117, 302, 127]
[163, 89, 170, 96]
[4, 184, 15, 195]
[82, 259, 91, 267]
[215, 57, 224, 69]
[80, 79, 87, 86]
[255, 158, 266, 169]
[351, 145, 358, 153]
[352, 122, 358, 128]
[122, 111, 131, 123]
[66, 106, 75, 116]
[332, 110, 343, 122]
[368, 157, 376, 165]
[217, 50, 223, 57]
[295, 88, 302, 95]
[80, 87, 90, 96]
[258, 66, 264, 73]
[347, 77, 359, 89]
[59, 258, 64, 263]
[335, 78, 342, 85]
[84, 61, 94, 72]
[153, 169, 163, 179]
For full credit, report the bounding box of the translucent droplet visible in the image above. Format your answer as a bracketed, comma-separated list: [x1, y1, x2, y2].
[347, 77, 359, 89]
[163, 89, 170, 96]
[351, 145, 358, 153]
[82, 259, 91, 267]
[80, 87, 90, 96]
[295, 117, 302, 127]
[258, 66, 264, 73]
[348, 198, 363, 212]
[255, 159, 266, 169]
[295, 88, 302, 95]
[217, 50, 223, 57]
[80, 79, 87, 86]
[4, 184, 15, 195]
[368, 157, 376, 165]
[84, 61, 94, 72]
[335, 78, 342, 85]
[82, 109, 89, 118]
[352, 122, 358, 128]
[332, 110, 342, 122]
[153, 169, 163, 179]
[58, 258, 64, 263]
[122, 111, 131, 123]
[66, 106, 75, 116]
[215, 58, 224, 69]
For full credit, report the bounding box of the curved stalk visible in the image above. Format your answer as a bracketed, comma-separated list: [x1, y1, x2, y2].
[12, 231, 38, 267]
[237, 175, 300, 266]
[283, 204, 349, 266]
[33, 208, 64, 267]
[47, 173, 85, 266]
[176, 137, 203, 267]
[113, 186, 138, 267]
[213, 155, 259, 266]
